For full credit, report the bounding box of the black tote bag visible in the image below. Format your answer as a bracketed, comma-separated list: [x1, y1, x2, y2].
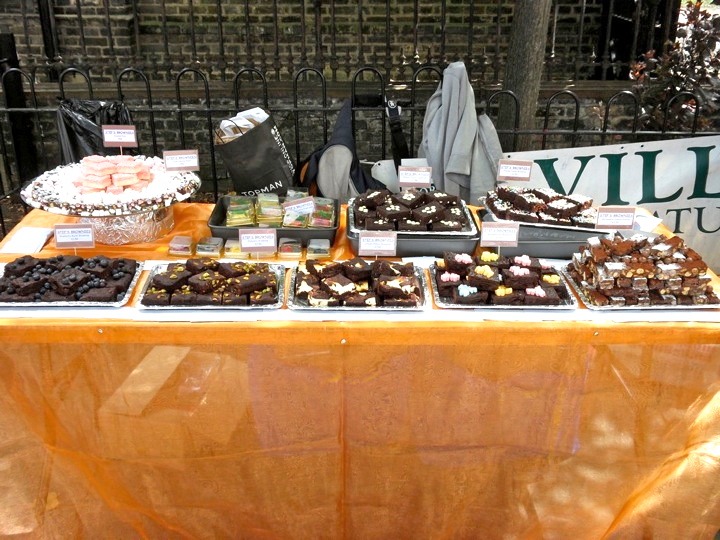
[214, 111, 294, 196]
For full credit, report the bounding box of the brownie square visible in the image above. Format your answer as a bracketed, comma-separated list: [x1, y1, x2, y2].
[225, 273, 266, 295]
[353, 202, 377, 221]
[81, 256, 113, 278]
[188, 270, 225, 294]
[342, 257, 372, 282]
[152, 269, 192, 292]
[431, 219, 463, 232]
[412, 203, 444, 225]
[45, 254, 84, 271]
[11, 274, 46, 296]
[321, 274, 357, 299]
[217, 261, 250, 278]
[452, 284, 489, 305]
[443, 252, 475, 274]
[502, 267, 540, 289]
[392, 190, 424, 209]
[3, 255, 40, 278]
[141, 287, 170, 306]
[364, 217, 394, 231]
[377, 203, 411, 222]
[490, 288, 525, 305]
[295, 273, 320, 299]
[222, 291, 248, 305]
[523, 286, 562, 306]
[249, 288, 277, 305]
[435, 270, 461, 297]
[195, 291, 223, 306]
[306, 260, 344, 278]
[185, 257, 219, 274]
[466, 265, 502, 291]
[79, 287, 121, 303]
[49, 267, 90, 296]
[376, 275, 420, 297]
[382, 293, 421, 307]
[424, 191, 460, 207]
[343, 291, 378, 307]
[397, 218, 427, 231]
[307, 289, 340, 308]
[170, 286, 198, 306]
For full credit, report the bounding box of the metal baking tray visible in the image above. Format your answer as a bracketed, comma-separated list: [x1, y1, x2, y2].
[560, 266, 720, 311]
[346, 199, 480, 257]
[208, 195, 339, 246]
[0, 261, 143, 308]
[479, 204, 611, 241]
[429, 263, 578, 310]
[287, 264, 428, 311]
[137, 261, 285, 310]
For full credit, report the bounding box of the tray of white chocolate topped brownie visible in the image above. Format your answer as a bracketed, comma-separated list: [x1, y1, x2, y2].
[429, 251, 578, 309]
[346, 189, 480, 257]
[287, 258, 427, 310]
[0, 254, 143, 308]
[561, 232, 720, 310]
[137, 258, 285, 310]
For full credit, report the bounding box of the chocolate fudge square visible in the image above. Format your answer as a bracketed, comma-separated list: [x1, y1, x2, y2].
[112, 258, 138, 276]
[353, 203, 377, 221]
[412, 203, 444, 225]
[342, 258, 372, 282]
[377, 203, 411, 222]
[188, 270, 225, 294]
[141, 287, 170, 306]
[295, 273, 320, 299]
[452, 285, 489, 305]
[490, 288, 525, 305]
[397, 218, 427, 232]
[466, 265, 502, 291]
[225, 273, 266, 295]
[306, 260, 344, 278]
[81, 256, 113, 278]
[424, 191, 460, 207]
[195, 291, 223, 306]
[11, 274, 47, 296]
[4, 255, 40, 278]
[170, 286, 198, 306]
[152, 269, 192, 292]
[250, 288, 277, 305]
[376, 275, 420, 297]
[364, 217, 394, 231]
[307, 289, 340, 308]
[217, 261, 250, 278]
[45, 254, 84, 272]
[523, 286, 562, 306]
[344, 291, 378, 307]
[185, 257, 219, 274]
[321, 273, 357, 299]
[79, 287, 121, 303]
[222, 291, 249, 306]
[392, 190, 424, 209]
[501, 267, 540, 289]
[49, 267, 91, 296]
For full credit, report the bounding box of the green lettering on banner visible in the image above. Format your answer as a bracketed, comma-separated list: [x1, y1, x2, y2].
[636, 150, 683, 204]
[599, 152, 630, 206]
[696, 206, 720, 234]
[687, 146, 720, 199]
[664, 207, 692, 234]
[533, 155, 593, 195]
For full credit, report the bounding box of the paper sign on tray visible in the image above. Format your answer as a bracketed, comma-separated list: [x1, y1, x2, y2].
[596, 206, 636, 230]
[163, 150, 200, 172]
[358, 231, 397, 257]
[497, 159, 533, 182]
[398, 166, 433, 189]
[102, 125, 138, 148]
[239, 228, 277, 252]
[54, 223, 95, 249]
[480, 221, 519, 247]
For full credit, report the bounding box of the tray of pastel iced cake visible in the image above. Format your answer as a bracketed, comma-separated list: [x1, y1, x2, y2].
[0, 254, 142, 308]
[562, 232, 720, 310]
[287, 258, 427, 310]
[429, 251, 577, 309]
[21, 154, 200, 217]
[138, 258, 284, 309]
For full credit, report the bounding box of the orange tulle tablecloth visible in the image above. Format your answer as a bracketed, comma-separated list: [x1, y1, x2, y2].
[0, 204, 718, 538]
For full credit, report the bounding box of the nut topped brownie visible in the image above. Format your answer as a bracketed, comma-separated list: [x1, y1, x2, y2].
[566, 233, 719, 307]
[141, 257, 281, 308]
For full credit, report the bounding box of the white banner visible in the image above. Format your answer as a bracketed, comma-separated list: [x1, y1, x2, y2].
[505, 135, 720, 271]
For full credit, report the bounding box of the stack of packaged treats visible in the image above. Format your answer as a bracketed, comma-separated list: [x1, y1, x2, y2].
[256, 193, 283, 227]
[225, 196, 256, 227]
[309, 198, 335, 228]
[567, 233, 720, 307]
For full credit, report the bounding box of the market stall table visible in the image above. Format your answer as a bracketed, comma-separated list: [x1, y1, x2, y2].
[0, 203, 718, 538]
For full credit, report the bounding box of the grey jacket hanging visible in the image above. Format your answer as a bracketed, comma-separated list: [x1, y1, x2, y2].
[417, 61, 503, 203]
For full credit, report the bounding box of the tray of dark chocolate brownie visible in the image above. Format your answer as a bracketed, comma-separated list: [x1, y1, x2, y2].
[428, 252, 578, 310]
[0, 255, 143, 308]
[346, 196, 480, 257]
[137, 259, 285, 310]
[560, 232, 720, 310]
[287, 258, 428, 311]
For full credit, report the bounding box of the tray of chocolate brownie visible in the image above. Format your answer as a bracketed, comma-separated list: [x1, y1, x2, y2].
[346, 189, 480, 257]
[429, 251, 578, 310]
[479, 186, 611, 258]
[561, 232, 720, 310]
[0, 254, 142, 308]
[138, 257, 285, 309]
[287, 258, 427, 310]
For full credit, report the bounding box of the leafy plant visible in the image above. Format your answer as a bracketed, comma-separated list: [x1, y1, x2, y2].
[630, 1, 720, 131]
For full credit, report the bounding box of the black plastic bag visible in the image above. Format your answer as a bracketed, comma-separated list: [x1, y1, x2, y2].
[56, 99, 134, 164]
[214, 110, 294, 196]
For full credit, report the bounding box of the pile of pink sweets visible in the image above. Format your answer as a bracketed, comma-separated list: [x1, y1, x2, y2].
[74, 155, 154, 195]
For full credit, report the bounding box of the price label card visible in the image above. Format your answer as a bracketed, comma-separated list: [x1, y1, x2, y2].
[358, 231, 397, 257]
[239, 228, 277, 252]
[480, 221, 519, 247]
[54, 224, 95, 249]
[398, 166, 433, 189]
[282, 196, 316, 215]
[596, 206, 636, 229]
[102, 125, 138, 147]
[497, 159, 533, 182]
[163, 149, 200, 172]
